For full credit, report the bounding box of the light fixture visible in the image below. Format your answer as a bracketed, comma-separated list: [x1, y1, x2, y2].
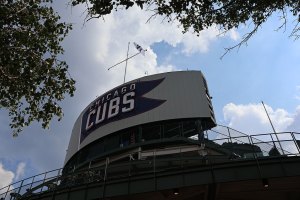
[173, 188, 179, 195]
[262, 178, 269, 188]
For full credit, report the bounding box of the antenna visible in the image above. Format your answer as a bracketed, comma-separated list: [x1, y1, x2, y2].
[261, 101, 276, 133]
[107, 42, 147, 83]
[107, 52, 141, 71]
[124, 42, 130, 83]
[261, 101, 284, 154]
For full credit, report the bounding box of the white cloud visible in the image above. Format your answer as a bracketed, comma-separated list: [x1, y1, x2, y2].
[15, 162, 26, 181]
[0, 163, 14, 189]
[286, 106, 300, 132]
[181, 26, 220, 54]
[110, 6, 239, 55]
[73, 4, 238, 73]
[223, 103, 294, 134]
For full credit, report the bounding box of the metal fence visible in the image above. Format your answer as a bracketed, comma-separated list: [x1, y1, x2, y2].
[205, 125, 300, 157]
[0, 168, 62, 200]
[1, 125, 300, 200]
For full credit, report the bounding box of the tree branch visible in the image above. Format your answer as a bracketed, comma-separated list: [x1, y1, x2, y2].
[220, 23, 261, 59]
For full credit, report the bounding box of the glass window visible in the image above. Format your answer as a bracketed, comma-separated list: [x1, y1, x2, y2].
[182, 120, 197, 137]
[104, 134, 120, 151]
[120, 128, 137, 147]
[88, 140, 104, 160]
[164, 122, 181, 138]
[142, 124, 161, 141]
[121, 132, 130, 147]
[78, 148, 89, 164]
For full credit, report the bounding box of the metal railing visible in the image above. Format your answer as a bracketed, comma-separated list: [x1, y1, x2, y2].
[205, 125, 300, 157]
[0, 168, 62, 200]
[1, 126, 300, 200]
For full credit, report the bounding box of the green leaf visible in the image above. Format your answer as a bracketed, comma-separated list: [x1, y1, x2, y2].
[0, 0, 75, 136]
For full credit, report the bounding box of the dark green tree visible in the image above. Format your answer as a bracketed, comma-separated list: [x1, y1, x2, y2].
[0, 0, 75, 136]
[71, 0, 300, 56]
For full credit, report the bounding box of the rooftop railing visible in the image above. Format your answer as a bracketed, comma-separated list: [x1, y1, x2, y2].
[1, 125, 299, 200]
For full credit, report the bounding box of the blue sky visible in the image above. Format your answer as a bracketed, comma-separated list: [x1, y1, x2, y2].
[1, 1, 300, 188]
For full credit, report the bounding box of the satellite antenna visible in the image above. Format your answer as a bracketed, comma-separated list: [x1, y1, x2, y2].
[108, 42, 147, 83]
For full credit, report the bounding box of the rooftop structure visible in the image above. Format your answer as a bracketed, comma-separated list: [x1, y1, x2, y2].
[1, 71, 300, 200]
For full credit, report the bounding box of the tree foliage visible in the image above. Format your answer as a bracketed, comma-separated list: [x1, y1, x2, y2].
[71, 0, 300, 55]
[0, 0, 75, 136]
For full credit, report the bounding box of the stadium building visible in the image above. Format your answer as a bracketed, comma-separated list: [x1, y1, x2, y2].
[1, 71, 300, 200]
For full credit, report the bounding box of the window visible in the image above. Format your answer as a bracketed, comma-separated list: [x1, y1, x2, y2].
[104, 134, 120, 151]
[88, 140, 104, 160]
[142, 124, 161, 141]
[182, 120, 197, 137]
[164, 122, 181, 138]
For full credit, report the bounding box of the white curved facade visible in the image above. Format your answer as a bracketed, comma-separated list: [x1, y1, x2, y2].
[64, 71, 215, 165]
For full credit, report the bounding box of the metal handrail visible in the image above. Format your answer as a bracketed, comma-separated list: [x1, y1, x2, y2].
[1, 129, 300, 200]
[207, 125, 300, 156]
[0, 168, 62, 200]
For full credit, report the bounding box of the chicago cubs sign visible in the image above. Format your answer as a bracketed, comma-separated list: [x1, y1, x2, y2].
[80, 78, 166, 143]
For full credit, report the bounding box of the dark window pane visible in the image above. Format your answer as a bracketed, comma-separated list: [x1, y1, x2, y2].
[182, 120, 197, 137]
[105, 134, 120, 151]
[88, 140, 104, 159]
[142, 125, 161, 141]
[164, 122, 181, 138]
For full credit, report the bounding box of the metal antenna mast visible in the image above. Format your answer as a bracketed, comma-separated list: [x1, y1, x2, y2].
[124, 42, 130, 83]
[261, 101, 284, 154]
[261, 101, 276, 133]
[107, 42, 145, 83]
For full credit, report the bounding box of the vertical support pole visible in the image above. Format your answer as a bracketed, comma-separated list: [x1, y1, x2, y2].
[29, 176, 35, 190]
[180, 146, 183, 168]
[129, 155, 132, 177]
[124, 42, 130, 83]
[138, 126, 142, 143]
[250, 136, 263, 178]
[195, 120, 204, 144]
[261, 101, 284, 154]
[262, 101, 276, 133]
[227, 127, 233, 143]
[104, 157, 109, 181]
[153, 150, 156, 175]
[127, 158, 131, 196]
[291, 132, 300, 155]
[17, 180, 24, 196]
[249, 135, 259, 158]
[204, 130, 208, 140]
[270, 134, 276, 147]
[41, 172, 47, 192]
[55, 169, 61, 185]
[153, 150, 157, 191]
[4, 184, 11, 199]
[247, 135, 254, 157]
